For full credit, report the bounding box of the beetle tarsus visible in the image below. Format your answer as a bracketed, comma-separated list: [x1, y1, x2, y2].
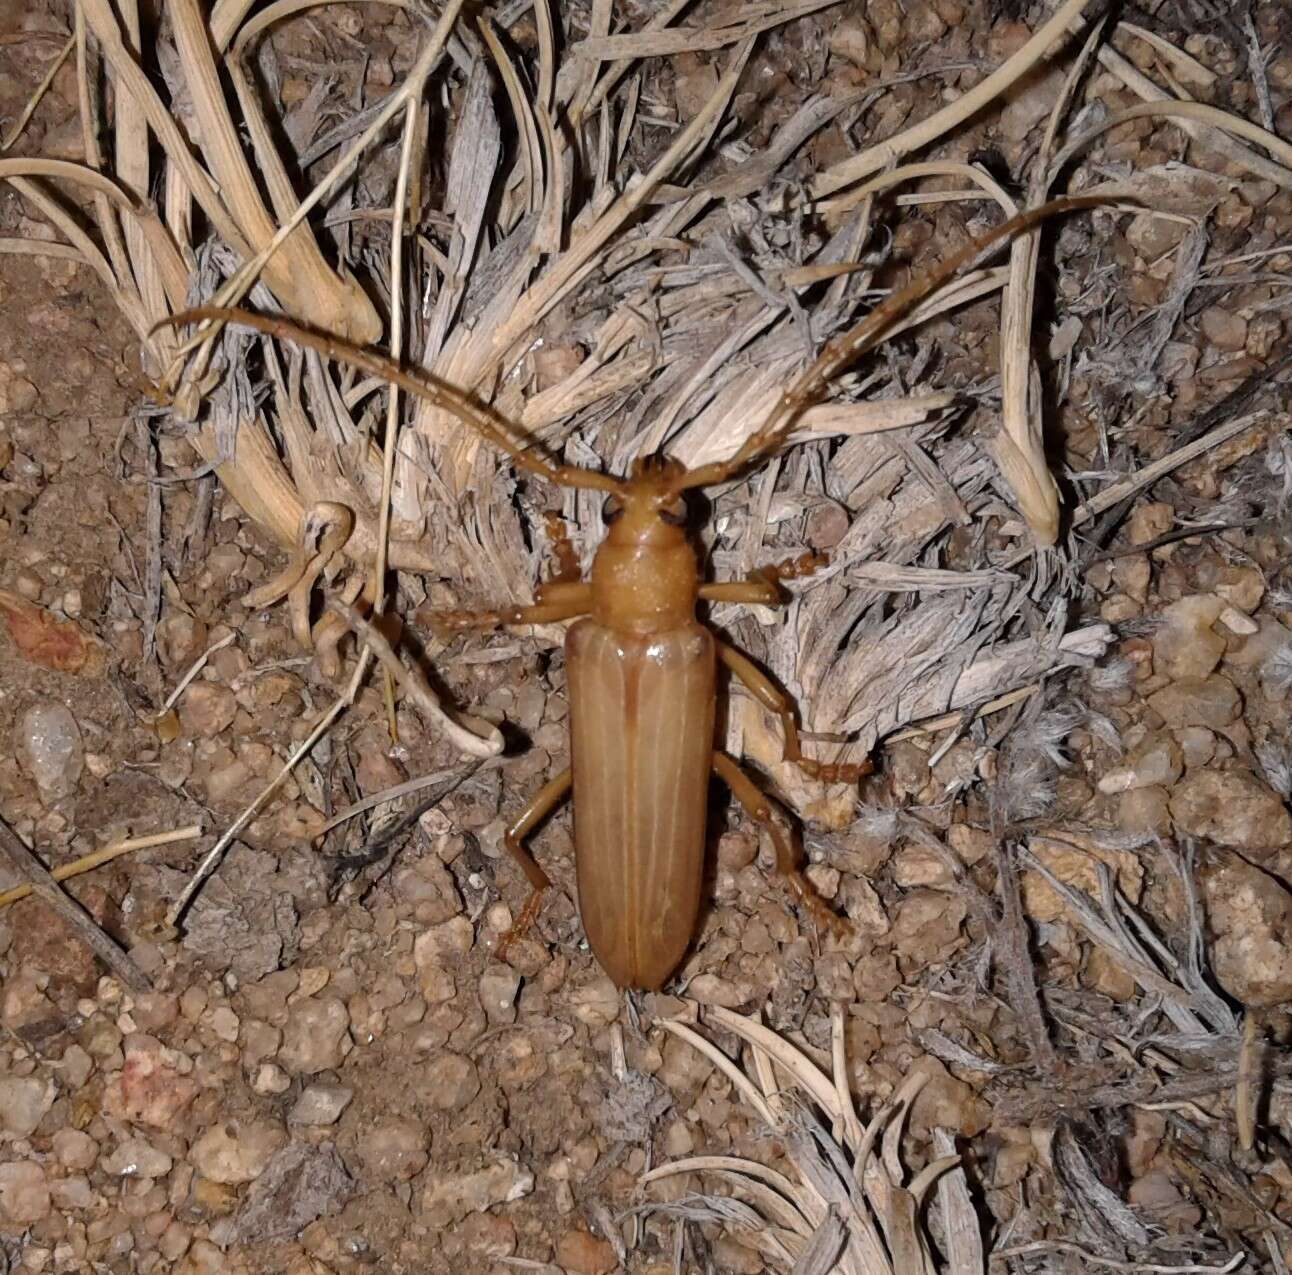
[713, 750, 850, 940]
[496, 886, 546, 964]
[795, 757, 875, 785]
[782, 867, 853, 940]
[718, 641, 870, 787]
[424, 586, 594, 638]
[544, 511, 581, 583]
[756, 549, 829, 584]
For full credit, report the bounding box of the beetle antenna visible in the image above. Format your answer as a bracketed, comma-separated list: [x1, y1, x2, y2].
[151, 307, 625, 494]
[672, 193, 1121, 491]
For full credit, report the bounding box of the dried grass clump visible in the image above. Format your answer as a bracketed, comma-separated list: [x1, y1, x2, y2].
[641, 1004, 985, 1273]
[5, 0, 1291, 785]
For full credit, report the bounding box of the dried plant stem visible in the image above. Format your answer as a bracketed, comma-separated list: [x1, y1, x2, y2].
[77, 0, 255, 265]
[580, 0, 691, 118]
[0, 30, 74, 151]
[655, 1018, 778, 1127]
[327, 601, 504, 759]
[994, 16, 1107, 546]
[485, 35, 755, 368]
[889, 684, 1038, 741]
[313, 761, 504, 839]
[1070, 411, 1267, 527]
[167, 692, 353, 927]
[1091, 42, 1292, 190]
[991, 1242, 1243, 1273]
[999, 409, 1268, 549]
[572, 0, 842, 59]
[370, 101, 420, 735]
[1049, 100, 1292, 191]
[72, 5, 136, 308]
[0, 826, 203, 908]
[156, 632, 238, 717]
[169, 0, 465, 389]
[1117, 21, 1215, 87]
[0, 815, 151, 991]
[372, 103, 419, 614]
[1236, 1011, 1260, 1152]
[992, 839, 1057, 1068]
[812, 0, 1093, 199]
[169, 0, 376, 340]
[0, 239, 85, 264]
[818, 159, 1017, 218]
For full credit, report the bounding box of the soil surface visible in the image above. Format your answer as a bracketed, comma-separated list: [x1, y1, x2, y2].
[1, 1, 1291, 1273]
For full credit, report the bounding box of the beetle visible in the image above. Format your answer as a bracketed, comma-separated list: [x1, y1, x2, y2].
[164, 195, 1100, 989]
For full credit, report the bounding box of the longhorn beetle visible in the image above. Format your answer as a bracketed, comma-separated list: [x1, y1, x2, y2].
[164, 195, 1104, 989]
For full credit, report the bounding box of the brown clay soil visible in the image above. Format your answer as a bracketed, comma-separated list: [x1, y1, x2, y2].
[2, 1, 1292, 1273]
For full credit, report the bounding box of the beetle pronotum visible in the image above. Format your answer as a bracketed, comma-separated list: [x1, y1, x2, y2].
[164, 195, 1103, 989]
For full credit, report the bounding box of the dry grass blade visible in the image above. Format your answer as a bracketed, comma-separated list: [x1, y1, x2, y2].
[0, 816, 151, 992]
[1, 29, 74, 151]
[811, 0, 1092, 198]
[0, 826, 203, 909]
[644, 1004, 985, 1273]
[167, 0, 377, 342]
[573, 0, 843, 59]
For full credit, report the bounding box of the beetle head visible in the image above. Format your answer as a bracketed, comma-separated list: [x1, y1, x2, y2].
[604, 456, 689, 545]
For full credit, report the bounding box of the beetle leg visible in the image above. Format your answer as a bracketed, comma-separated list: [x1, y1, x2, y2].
[712, 751, 848, 938]
[495, 767, 572, 962]
[699, 550, 830, 606]
[718, 643, 873, 784]
[543, 511, 581, 584]
[428, 583, 593, 635]
[698, 579, 781, 605]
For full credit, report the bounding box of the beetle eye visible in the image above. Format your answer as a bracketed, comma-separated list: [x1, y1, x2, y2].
[659, 499, 687, 527]
[602, 496, 624, 524]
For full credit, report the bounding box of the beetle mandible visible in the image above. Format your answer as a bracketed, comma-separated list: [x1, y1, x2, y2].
[167, 195, 1101, 989]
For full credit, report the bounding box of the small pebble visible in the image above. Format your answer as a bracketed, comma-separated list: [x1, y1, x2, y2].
[1152, 595, 1226, 680]
[102, 1138, 173, 1178]
[1175, 726, 1216, 768]
[568, 972, 620, 1026]
[53, 1128, 98, 1171]
[15, 701, 84, 803]
[188, 1119, 287, 1184]
[556, 1229, 618, 1275]
[207, 1005, 240, 1043]
[1147, 675, 1241, 729]
[156, 612, 208, 671]
[102, 1035, 198, 1129]
[356, 1119, 428, 1182]
[1169, 768, 1292, 853]
[289, 1083, 354, 1126]
[252, 1062, 291, 1096]
[479, 967, 521, 1025]
[0, 1075, 55, 1136]
[1204, 851, 1292, 1006]
[48, 1175, 94, 1210]
[279, 997, 351, 1074]
[1098, 734, 1181, 794]
[0, 361, 38, 413]
[424, 1051, 480, 1111]
[180, 682, 237, 738]
[1199, 305, 1248, 353]
[0, 1161, 50, 1224]
[421, 1155, 533, 1225]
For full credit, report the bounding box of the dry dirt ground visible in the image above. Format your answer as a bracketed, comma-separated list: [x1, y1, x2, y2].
[2, 1, 1292, 1273]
